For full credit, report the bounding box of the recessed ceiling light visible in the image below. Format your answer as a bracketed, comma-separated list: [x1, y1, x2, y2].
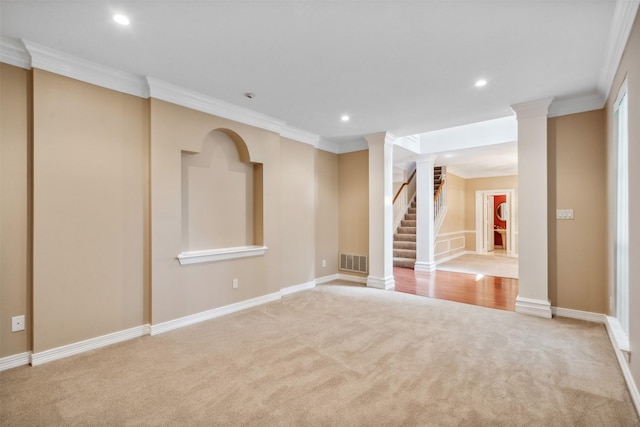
[341, 115, 350, 122]
[475, 79, 487, 87]
[113, 14, 130, 25]
[244, 92, 255, 99]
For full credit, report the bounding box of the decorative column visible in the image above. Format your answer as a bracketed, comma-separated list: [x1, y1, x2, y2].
[414, 154, 437, 272]
[512, 98, 553, 318]
[364, 132, 395, 290]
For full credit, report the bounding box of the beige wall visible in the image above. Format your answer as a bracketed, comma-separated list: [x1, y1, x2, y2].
[338, 150, 369, 277]
[464, 175, 518, 252]
[0, 64, 31, 357]
[548, 110, 606, 313]
[280, 138, 316, 287]
[315, 149, 339, 277]
[182, 131, 255, 251]
[606, 10, 640, 393]
[32, 70, 150, 352]
[0, 67, 341, 357]
[150, 99, 283, 324]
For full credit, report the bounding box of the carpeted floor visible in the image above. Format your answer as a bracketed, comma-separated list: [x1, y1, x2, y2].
[437, 253, 519, 279]
[1, 282, 637, 426]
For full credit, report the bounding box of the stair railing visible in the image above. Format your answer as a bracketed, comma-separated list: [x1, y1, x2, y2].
[434, 172, 447, 234]
[393, 168, 417, 232]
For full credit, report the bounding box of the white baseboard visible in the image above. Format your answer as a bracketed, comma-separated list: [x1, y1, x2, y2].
[414, 261, 436, 272]
[0, 351, 31, 371]
[551, 306, 606, 324]
[281, 280, 316, 296]
[315, 274, 339, 284]
[366, 275, 395, 290]
[150, 292, 281, 336]
[515, 296, 552, 318]
[31, 324, 150, 366]
[435, 250, 472, 265]
[337, 273, 367, 284]
[604, 316, 639, 416]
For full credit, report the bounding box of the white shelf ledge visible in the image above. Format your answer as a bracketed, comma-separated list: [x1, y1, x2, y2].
[177, 245, 268, 265]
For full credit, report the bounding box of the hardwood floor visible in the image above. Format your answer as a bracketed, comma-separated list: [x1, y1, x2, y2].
[394, 267, 518, 311]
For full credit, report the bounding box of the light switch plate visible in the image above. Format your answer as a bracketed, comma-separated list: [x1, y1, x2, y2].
[556, 209, 574, 220]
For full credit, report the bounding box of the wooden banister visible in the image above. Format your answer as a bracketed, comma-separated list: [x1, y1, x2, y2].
[393, 169, 417, 204]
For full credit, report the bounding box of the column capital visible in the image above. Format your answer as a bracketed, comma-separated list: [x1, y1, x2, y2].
[365, 132, 397, 148]
[416, 153, 437, 165]
[511, 98, 554, 119]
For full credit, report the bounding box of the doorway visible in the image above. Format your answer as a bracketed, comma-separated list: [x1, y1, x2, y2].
[475, 189, 516, 256]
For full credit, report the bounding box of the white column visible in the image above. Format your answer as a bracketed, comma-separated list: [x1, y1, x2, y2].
[512, 98, 553, 318]
[365, 132, 395, 290]
[415, 154, 437, 272]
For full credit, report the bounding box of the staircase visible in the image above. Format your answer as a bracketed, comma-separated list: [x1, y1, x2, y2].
[393, 197, 417, 268]
[392, 166, 445, 269]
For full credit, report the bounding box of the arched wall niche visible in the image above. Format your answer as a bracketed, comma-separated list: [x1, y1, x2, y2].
[178, 128, 265, 264]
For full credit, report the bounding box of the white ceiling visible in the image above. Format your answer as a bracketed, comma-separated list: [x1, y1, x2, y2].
[0, 0, 624, 151]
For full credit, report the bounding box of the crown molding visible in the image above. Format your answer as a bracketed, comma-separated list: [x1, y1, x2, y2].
[315, 139, 340, 154]
[146, 76, 286, 134]
[598, 0, 640, 101]
[0, 36, 30, 69]
[22, 40, 148, 98]
[4, 37, 337, 152]
[280, 125, 320, 146]
[548, 92, 605, 117]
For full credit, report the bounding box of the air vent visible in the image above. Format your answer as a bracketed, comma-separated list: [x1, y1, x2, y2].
[339, 253, 368, 274]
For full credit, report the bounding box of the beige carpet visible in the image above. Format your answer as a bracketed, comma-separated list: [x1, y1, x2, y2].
[438, 253, 519, 279]
[1, 283, 637, 426]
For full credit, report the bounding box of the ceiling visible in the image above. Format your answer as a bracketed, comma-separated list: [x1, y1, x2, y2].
[0, 0, 623, 152]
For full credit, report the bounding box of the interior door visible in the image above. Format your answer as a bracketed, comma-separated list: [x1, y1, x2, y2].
[485, 195, 495, 252]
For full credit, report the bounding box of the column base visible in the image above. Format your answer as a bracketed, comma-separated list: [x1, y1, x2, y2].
[414, 261, 436, 272]
[515, 296, 552, 318]
[366, 275, 395, 290]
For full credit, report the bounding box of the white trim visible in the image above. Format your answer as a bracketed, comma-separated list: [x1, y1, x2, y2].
[366, 275, 395, 289]
[435, 250, 474, 265]
[548, 93, 605, 118]
[598, 0, 640, 101]
[147, 76, 284, 134]
[316, 274, 340, 284]
[515, 296, 552, 318]
[605, 315, 630, 353]
[23, 40, 148, 98]
[0, 351, 31, 372]
[605, 316, 639, 415]
[31, 325, 150, 366]
[177, 245, 268, 265]
[551, 306, 606, 324]
[437, 230, 475, 237]
[150, 292, 281, 336]
[280, 280, 316, 296]
[280, 126, 320, 147]
[337, 273, 368, 284]
[0, 36, 30, 69]
[414, 261, 436, 272]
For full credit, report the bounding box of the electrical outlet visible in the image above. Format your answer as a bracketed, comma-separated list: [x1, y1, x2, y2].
[12, 315, 25, 332]
[232, 279, 238, 289]
[322, 259, 326, 268]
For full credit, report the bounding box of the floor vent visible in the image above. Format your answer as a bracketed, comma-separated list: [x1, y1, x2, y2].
[339, 253, 368, 274]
